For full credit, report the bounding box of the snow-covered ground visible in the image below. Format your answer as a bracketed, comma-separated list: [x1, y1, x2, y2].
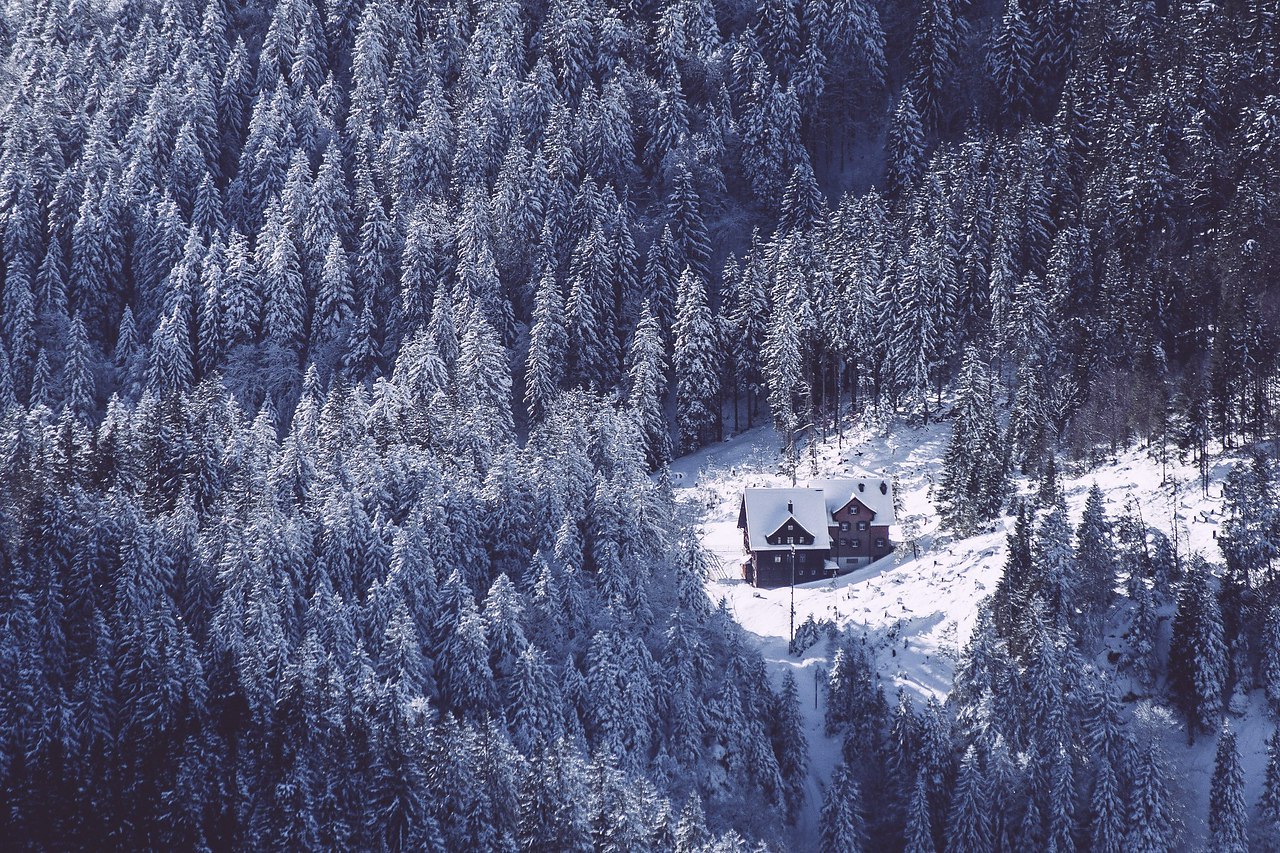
[672, 416, 1271, 850]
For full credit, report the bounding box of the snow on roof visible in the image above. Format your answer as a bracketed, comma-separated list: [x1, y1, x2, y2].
[809, 476, 896, 526]
[741, 488, 831, 550]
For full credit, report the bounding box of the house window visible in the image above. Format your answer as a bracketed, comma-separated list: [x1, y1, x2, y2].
[786, 536, 793, 544]
[787, 523, 794, 531]
[774, 555, 782, 563]
[875, 538, 885, 550]
[857, 521, 868, 531]
[851, 538, 861, 549]
[839, 521, 849, 532]
[850, 505, 859, 515]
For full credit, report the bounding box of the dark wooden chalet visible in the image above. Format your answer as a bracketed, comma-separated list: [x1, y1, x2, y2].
[737, 477, 895, 588]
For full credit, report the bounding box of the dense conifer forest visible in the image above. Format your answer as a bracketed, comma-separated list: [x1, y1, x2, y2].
[2, 0, 1280, 845]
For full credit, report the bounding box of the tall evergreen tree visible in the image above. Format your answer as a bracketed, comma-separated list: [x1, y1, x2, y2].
[937, 348, 1006, 533]
[1169, 558, 1227, 742]
[672, 267, 720, 452]
[1208, 723, 1248, 853]
[820, 762, 867, 853]
[627, 300, 671, 469]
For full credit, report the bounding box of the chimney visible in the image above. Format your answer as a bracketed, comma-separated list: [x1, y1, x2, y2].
[787, 499, 793, 513]
[880, 481, 888, 495]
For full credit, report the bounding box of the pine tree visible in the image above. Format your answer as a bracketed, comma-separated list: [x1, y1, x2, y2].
[1088, 751, 1126, 853]
[63, 313, 96, 420]
[820, 762, 867, 853]
[439, 597, 498, 720]
[1258, 728, 1280, 851]
[261, 201, 307, 356]
[945, 746, 992, 853]
[1126, 739, 1178, 852]
[937, 348, 1006, 533]
[458, 307, 514, 468]
[566, 222, 619, 391]
[1169, 558, 1227, 742]
[909, 0, 964, 131]
[904, 770, 936, 853]
[885, 89, 926, 200]
[672, 267, 721, 452]
[772, 671, 809, 822]
[674, 794, 711, 853]
[667, 167, 712, 283]
[1208, 722, 1248, 853]
[988, 0, 1033, 122]
[149, 308, 195, 396]
[526, 259, 568, 422]
[0, 345, 15, 411]
[1076, 484, 1116, 628]
[643, 226, 681, 340]
[779, 162, 824, 234]
[315, 236, 354, 345]
[627, 301, 671, 469]
[1128, 579, 1159, 687]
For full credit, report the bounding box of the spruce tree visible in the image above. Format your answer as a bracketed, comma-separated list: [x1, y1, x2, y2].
[526, 260, 568, 422]
[1258, 727, 1280, 851]
[1169, 558, 1227, 743]
[886, 88, 926, 200]
[820, 762, 867, 853]
[1207, 722, 1248, 853]
[1126, 740, 1178, 853]
[63, 313, 96, 420]
[672, 267, 720, 452]
[627, 301, 671, 469]
[908, 0, 964, 130]
[937, 348, 1006, 534]
[772, 671, 809, 823]
[904, 770, 936, 853]
[667, 166, 712, 283]
[1076, 484, 1116, 623]
[988, 0, 1033, 122]
[945, 746, 992, 853]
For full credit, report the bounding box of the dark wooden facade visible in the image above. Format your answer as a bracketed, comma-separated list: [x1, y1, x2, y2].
[826, 495, 893, 569]
[737, 484, 894, 588]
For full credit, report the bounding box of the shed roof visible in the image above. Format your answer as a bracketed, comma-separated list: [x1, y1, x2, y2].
[740, 488, 831, 551]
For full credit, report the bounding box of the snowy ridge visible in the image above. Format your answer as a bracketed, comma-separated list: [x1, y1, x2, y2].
[675, 418, 1269, 850]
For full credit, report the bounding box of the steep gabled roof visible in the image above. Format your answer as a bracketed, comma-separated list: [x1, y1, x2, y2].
[810, 477, 896, 526]
[740, 488, 830, 551]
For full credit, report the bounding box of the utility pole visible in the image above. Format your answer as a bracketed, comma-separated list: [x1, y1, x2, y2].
[790, 544, 797, 646]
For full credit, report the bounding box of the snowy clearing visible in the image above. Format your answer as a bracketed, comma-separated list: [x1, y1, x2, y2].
[675, 417, 1269, 850]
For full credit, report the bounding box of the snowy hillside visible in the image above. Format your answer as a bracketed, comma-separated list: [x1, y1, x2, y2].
[674, 417, 1268, 850]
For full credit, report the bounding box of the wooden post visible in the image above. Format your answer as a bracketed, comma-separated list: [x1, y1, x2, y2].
[790, 544, 797, 647]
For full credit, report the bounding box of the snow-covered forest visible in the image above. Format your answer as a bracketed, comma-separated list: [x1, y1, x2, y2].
[2, 0, 1280, 845]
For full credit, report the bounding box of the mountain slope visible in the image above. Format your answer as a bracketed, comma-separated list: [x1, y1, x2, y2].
[676, 416, 1268, 850]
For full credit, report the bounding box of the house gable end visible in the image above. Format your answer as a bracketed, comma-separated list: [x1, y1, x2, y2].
[833, 496, 875, 521]
[765, 516, 817, 546]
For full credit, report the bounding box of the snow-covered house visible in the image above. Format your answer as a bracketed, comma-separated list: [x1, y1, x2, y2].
[736, 477, 894, 587]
